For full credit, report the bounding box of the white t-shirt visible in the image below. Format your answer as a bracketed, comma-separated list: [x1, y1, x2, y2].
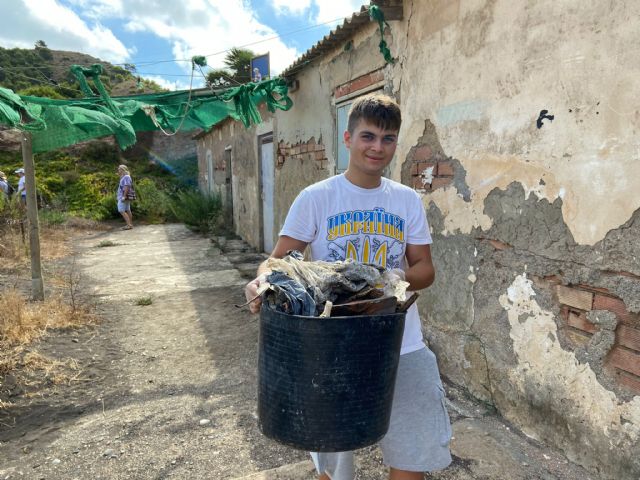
[280, 174, 432, 355]
[17, 176, 25, 196]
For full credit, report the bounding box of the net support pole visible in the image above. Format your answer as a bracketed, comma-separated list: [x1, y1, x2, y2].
[20, 131, 45, 301]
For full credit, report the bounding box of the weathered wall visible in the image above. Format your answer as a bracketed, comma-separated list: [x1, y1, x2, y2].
[196, 115, 263, 249]
[387, 1, 640, 478]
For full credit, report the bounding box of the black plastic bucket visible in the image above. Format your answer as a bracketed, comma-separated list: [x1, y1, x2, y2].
[257, 306, 406, 452]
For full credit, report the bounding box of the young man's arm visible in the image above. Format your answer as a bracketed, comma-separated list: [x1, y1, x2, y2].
[245, 235, 309, 313]
[404, 243, 435, 291]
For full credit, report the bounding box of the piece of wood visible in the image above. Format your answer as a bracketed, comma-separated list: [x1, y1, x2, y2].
[556, 285, 593, 311]
[397, 293, 419, 313]
[21, 131, 44, 301]
[331, 296, 397, 317]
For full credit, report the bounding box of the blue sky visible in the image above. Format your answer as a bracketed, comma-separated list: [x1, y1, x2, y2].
[0, 0, 366, 90]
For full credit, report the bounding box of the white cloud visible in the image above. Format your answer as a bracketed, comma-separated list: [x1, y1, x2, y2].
[267, 0, 366, 24]
[313, 0, 367, 24]
[71, 0, 301, 75]
[271, 0, 312, 16]
[0, 0, 131, 63]
[141, 74, 197, 92]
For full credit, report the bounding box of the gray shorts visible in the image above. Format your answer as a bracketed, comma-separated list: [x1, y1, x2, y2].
[311, 347, 452, 479]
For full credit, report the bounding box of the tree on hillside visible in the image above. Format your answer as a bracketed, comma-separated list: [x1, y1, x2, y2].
[34, 40, 53, 60]
[223, 47, 254, 84]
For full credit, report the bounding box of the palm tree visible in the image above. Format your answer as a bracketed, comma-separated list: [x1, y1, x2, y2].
[223, 48, 255, 84]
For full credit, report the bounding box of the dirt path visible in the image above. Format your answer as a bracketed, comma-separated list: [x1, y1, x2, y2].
[0, 224, 596, 479]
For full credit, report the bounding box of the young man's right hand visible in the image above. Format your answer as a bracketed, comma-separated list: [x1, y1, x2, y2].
[244, 272, 269, 314]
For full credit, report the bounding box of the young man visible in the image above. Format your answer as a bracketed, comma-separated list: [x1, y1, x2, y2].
[245, 93, 452, 480]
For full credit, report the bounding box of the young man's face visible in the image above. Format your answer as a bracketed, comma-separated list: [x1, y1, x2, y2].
[344, 119, 398, 179]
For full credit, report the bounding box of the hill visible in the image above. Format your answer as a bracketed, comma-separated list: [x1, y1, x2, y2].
[0, 42, 165, 98]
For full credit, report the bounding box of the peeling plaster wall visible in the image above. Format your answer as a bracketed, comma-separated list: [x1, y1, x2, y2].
[386, 1, 640, 478]
[391, 0, 640, 246]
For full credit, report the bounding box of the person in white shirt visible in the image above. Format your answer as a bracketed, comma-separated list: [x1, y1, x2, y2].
[245, 93, 451, 480]
[15, 168, 26, 204]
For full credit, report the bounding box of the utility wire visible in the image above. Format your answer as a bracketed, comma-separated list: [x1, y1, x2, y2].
[113, 11, 366, 68]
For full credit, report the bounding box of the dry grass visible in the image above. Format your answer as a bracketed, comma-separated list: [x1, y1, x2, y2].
[0, 289, 95, 346]
[0, 224, 73, 268]
[0, 286, 96, 403]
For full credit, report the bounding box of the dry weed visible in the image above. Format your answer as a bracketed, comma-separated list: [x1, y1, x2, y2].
[0, 289, 96, 346]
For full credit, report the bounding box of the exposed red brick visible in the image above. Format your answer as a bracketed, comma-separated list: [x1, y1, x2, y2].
[488, 239, 512, 251]
[300, 143, 308, 153]
[544, 275, 563, 286]
[577, 284, 611, 295]
[412, 176, 427, 190]
[413, 145, 432, 161]
[291, 146, 300, 155]
[616, 324, 640, 352]
[556, 285, 593, 311]
[607, 346, 640, 377]
[615, 370, 640, 395]
[566, 329, 591, 348]
[567, 309, 598, 334]
[416, 161, 436, 176]
[334, 69, 385, 99]
[593, 294, 633, 324]
[437, 162, 455, 176]
[315, 143, 325, 151]
[430, 177, 453, 190]
[315, 151, 324, 161]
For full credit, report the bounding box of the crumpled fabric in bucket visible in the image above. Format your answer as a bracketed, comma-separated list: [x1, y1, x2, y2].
[263, 271, 316, 316]
[263, 251, 409, 316]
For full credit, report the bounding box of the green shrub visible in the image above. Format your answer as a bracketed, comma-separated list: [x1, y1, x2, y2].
[39, 209, 67, 226]
[134, 178, 171, 223]
[169, 189, 222, 233]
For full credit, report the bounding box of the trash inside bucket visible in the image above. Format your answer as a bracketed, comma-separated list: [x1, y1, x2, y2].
[257, 306, 406, 452]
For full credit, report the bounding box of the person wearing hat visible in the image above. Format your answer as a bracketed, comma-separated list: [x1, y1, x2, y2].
[15, 168, 26, 204]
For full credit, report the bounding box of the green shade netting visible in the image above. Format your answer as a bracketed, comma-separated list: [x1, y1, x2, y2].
[0, 70, 292, 153]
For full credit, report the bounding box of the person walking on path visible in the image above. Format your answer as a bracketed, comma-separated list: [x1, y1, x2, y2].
[116, 164, 134, 230]
[14, 168, 26, 205]
[245, 93, 452, 480]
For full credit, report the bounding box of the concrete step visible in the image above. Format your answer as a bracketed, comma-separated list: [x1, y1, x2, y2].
[230, 460, 316, 480]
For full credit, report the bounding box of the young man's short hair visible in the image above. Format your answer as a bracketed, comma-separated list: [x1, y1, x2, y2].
[347, 93, 401, 134]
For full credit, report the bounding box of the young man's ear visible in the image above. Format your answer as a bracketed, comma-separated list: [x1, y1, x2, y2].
[343, 129, 352, 149]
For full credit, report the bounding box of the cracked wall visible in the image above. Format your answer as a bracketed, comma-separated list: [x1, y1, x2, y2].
[388, 1, 640, 478]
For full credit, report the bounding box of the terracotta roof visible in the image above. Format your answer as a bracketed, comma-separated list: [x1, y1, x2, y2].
[282, 0, 403, 77]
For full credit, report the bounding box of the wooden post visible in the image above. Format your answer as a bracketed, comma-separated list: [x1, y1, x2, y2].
[20, 131, 45, 301]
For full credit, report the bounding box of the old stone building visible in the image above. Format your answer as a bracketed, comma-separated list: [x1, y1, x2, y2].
[197, 1, 640, 478]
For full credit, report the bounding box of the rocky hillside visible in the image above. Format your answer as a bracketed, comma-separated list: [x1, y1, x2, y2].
[0, 43, 165, 98]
